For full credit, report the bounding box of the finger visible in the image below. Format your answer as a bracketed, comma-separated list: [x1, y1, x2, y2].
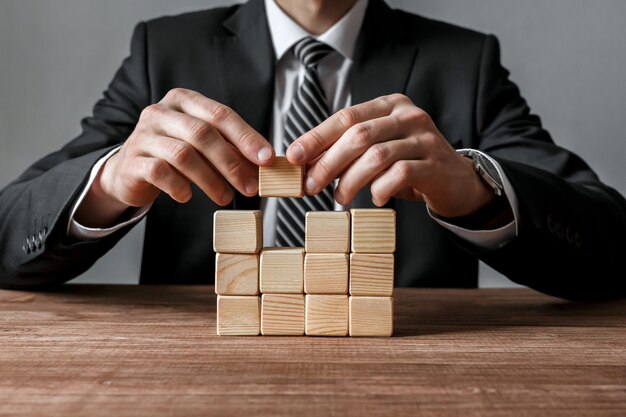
[139, 135, 234, 205]
[144, 107, 259, 196]
[137, 156, 193, 204]
[161, 89, 275, 166]
[304, 115, 403, 195]
[334, 137, 423, 205]
[370, 160, 427, 207]
[286, 95, 397, 165]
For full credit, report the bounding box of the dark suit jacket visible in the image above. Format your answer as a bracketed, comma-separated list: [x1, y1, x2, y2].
[1, 0, 625, 300]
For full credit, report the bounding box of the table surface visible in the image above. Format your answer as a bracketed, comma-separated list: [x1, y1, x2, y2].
[0, 285, 624, 417]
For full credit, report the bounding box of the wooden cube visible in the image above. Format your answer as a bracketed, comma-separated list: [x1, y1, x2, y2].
[260, 248, 304, 293]
[213, 210, 262, 254]
[304, 253, 348, 294]
[261, 294, 305, 336]
[305, 295, 348, 336]
[259, 156, 304, 197]
[217, 295, 260, 336]
[305, 211, 350, 253]
[215, 253, 259, 295]
[349, 296, 393, 337]
[349, 253, 394, 296]
[350, 209, 396, 253]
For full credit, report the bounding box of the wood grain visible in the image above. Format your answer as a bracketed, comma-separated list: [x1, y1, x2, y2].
[305, 211, 350, 253]
[304, 253, 349, 294]
[261, 293, 305, 336]
[349, 296, 394, 337]
[1, 285, 625, 417]
[350, 208, 396, 253]
[217, 295, 260, 336]
[259, 156, 304, 197]
[349, 253, 394, 296]
[215, 253, 259, 295]
[259, 247, 304, 294]
[213, 210, 263, 254]
[305, 295, 349, 336]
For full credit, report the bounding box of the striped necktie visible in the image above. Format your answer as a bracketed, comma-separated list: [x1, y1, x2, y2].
[276, 37, 336, 247]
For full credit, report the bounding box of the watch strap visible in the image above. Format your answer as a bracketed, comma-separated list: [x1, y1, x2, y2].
[458, 149, 504, 196]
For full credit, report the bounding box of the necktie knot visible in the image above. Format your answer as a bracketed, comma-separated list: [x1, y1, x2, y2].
[293, 37, 334, 68]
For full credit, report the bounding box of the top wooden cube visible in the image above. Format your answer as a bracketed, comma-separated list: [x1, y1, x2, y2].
[259, 156, 304, 198]
[213, 210, 263, 254]
[305, 211, 350, 253]
[350, 209, 396, 253]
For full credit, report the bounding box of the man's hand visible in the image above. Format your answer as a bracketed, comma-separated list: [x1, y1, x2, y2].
[286, 94, 494, 218]
[75, 88, 274, 228]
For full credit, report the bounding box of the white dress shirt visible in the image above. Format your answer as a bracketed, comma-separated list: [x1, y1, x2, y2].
[68, 0, 518, 250]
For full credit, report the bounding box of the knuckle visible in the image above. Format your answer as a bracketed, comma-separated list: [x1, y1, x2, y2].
[141, 103, 165, 121]
[188, 121, 213, 142]
[336, 107, 358, 129]
[315, 157, 333, 178]
[237, 130, 257, 151]
[302, 129, 325, 149]
[165, 87, 188, 102]
[368, 143, 390, 166]
[389, 93, 412, 106]
[392, 161, 412, 182]
[206, 103, 233, 125]
[423, 131, 439, 146]
[170, 142, 193, 165]
[402, 107, 429, 125]
[350, 123, 373, 150]
[408, 134, 423, 150]
[146, 159, 167, 183]
[204, 172, 224, 193]
[223, 157, 244, 178]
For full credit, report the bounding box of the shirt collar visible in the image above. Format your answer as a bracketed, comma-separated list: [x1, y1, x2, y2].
[264, 0, 368, 61]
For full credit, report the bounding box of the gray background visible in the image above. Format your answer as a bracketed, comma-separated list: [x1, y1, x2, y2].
[1, 0, 625, 287]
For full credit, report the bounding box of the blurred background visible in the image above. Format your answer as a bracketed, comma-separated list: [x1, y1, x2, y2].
[1, 0, 625, 287]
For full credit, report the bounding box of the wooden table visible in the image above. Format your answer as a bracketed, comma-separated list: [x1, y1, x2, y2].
[0, 286, 624, 416]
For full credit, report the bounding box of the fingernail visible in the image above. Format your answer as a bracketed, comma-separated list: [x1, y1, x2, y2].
[372, 197, 385, 207]
[245, 180, 258, 195]
[289, 143, 304, 162]
[258, 147, 272, 162]
[305, 176, 317, 193]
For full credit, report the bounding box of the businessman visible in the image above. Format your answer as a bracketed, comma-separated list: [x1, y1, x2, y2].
[1, 0, 625, 300]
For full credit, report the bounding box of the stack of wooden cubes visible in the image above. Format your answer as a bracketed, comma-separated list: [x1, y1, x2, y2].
[214, 157, 395, 337]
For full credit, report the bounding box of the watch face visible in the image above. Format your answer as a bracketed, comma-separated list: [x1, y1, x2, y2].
[474, 152, 502, 185]
[459, 149, 504, 194]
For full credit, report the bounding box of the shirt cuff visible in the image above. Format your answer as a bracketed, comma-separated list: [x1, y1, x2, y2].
[67, 147, 152, 241]
[427, 149, 520, 250]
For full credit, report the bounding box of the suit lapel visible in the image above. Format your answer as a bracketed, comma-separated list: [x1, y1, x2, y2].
[214, 0, 275, 210]
[351, 0, 420, 209]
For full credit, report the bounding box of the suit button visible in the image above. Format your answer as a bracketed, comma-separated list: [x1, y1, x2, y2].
[555, 223, 564, 239]
[28, 236, 36, 252]
[575, 232, 583, 248]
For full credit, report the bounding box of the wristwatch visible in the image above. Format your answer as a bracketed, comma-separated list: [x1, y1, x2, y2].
[458, 149, 504, 197]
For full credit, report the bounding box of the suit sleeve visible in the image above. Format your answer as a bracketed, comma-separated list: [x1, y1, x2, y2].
[0, 22, 151, 289]
[458, 34, 626, 300]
